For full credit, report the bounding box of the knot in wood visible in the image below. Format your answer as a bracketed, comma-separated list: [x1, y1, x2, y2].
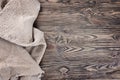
[59, 66, 69, 74]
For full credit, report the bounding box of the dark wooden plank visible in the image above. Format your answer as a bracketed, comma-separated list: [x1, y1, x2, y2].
[36, 0, 120, 80]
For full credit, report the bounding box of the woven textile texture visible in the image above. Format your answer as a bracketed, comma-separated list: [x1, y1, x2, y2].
[0, 0, 46, 80]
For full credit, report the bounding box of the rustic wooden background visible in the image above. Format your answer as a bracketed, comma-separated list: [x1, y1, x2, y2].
[35, 0, 120, 79]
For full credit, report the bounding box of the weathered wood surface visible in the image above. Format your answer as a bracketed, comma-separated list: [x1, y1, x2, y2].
[36, 0, 120, 79]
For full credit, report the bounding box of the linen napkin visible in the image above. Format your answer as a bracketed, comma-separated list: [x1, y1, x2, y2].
[0, 0, 46, 80]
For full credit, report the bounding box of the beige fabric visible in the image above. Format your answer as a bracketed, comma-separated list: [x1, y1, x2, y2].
[0, 0, 46, 80]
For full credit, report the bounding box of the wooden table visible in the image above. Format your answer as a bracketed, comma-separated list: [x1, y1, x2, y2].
[36, 0, 120, 79]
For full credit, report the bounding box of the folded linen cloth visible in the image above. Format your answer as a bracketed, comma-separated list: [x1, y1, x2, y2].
[0, 0, 46, 80]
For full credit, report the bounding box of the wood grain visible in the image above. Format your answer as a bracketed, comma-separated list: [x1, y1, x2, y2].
[36, 0, 120, 79]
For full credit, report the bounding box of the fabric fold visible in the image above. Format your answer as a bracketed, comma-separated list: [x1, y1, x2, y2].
[0, 0, 46, 80]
